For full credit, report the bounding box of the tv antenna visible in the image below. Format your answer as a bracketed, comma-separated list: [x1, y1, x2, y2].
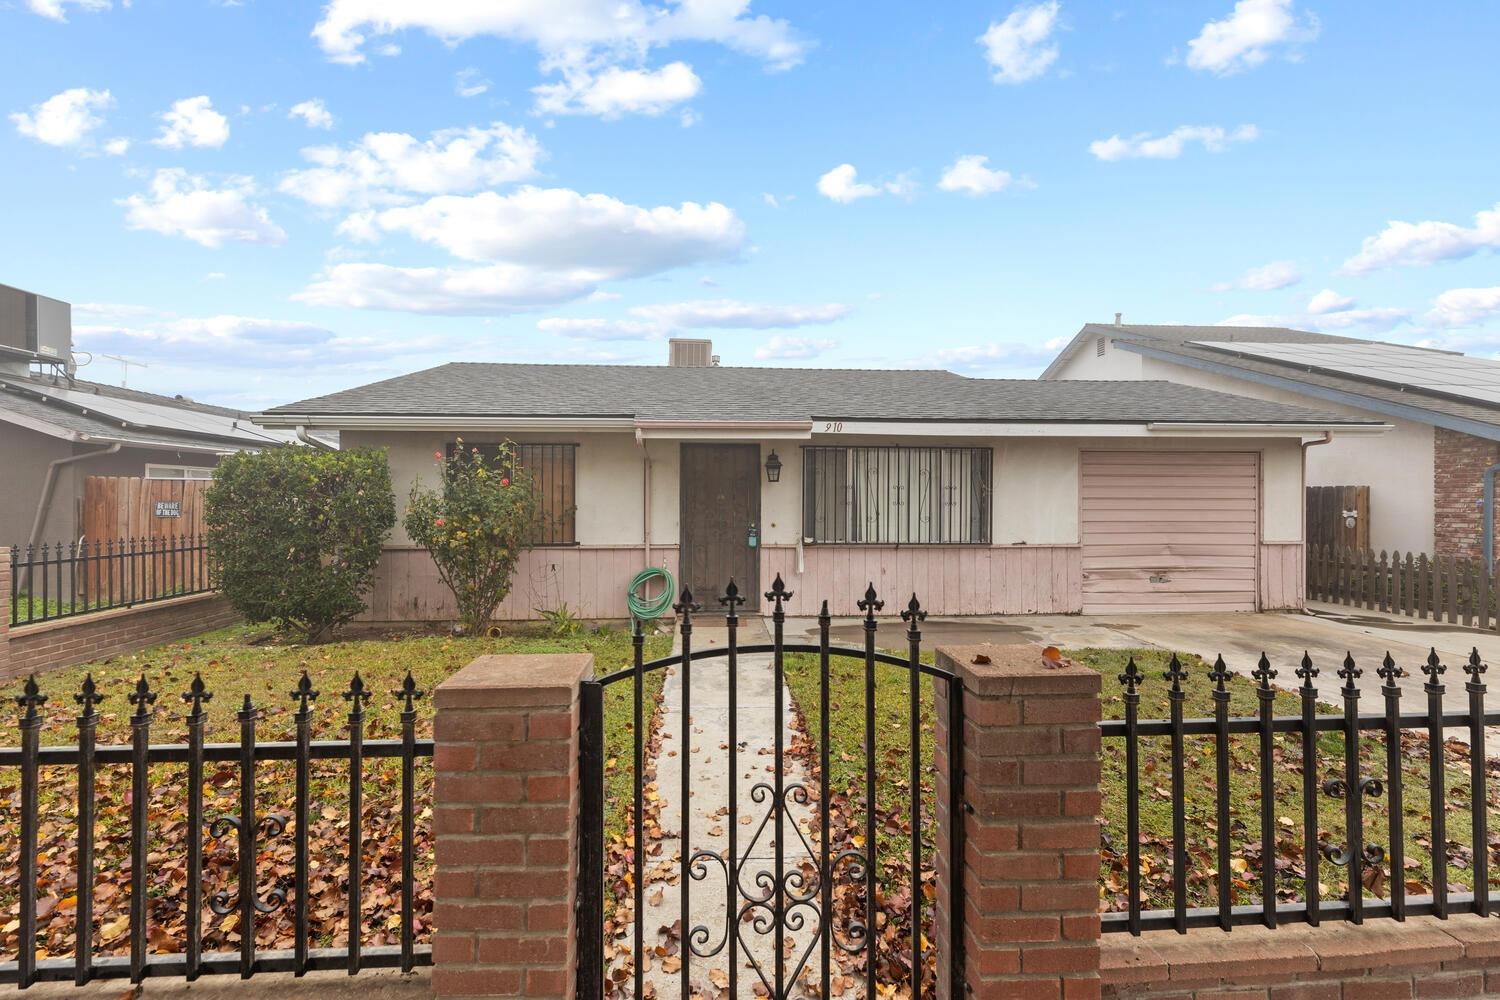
[99, 353, 147, 388]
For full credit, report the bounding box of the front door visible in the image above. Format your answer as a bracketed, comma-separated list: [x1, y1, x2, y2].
[679, 443, 761, 601]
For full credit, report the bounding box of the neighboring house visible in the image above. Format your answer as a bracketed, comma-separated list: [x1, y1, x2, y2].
[1043, 320, 1500, 562]
[257, 338, 1386, 620]
[0, 281, 313, 550]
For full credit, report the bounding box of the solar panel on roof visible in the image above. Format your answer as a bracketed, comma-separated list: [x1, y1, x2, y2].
[21, 382, 294, 444]
[1191, 340, 1500, 408]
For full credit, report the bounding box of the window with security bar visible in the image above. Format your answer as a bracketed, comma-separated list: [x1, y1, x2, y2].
[802, 445, 993, 544]
[446, 442, 577, 545]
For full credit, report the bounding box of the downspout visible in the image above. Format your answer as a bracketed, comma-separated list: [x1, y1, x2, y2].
[24, 442, 123, 588]
[635, 427, 652, 568]
[296, 425, 333, 451]
[1484, 463, 1500, 574]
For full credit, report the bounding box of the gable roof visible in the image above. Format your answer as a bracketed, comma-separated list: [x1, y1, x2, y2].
[259, 361, 1382, 429]
[1047, 322, 1500, 439]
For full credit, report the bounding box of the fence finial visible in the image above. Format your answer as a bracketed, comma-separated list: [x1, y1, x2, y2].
[857, 582, 883, 620]
[1252, 652, 1276, 687]
[1338, 652, 1361, 692]
[1423, 647, 1446, 687]
[673, 586, 701, 617]
[1378, 652, 1403, 686]
[15, 674, 46, 721]
[1466, 647, 1487, 682]
[719, 579, 745, 619]
[764, 572, 793, 609]
[344, 672, 371, 710]
[1209, 654, 1231, 693]
[75, 673, 104, 718]
[128, 675, 156, 721]
[1118, 655, 1143, 694]
[292, 670, 320, 715]
[181, 672, 212, 719]
[1296, 651, 1317, 687]
[900, 593, 926, 628]
[393, 670, 424, 713]
[1163, 653, 1188, 693]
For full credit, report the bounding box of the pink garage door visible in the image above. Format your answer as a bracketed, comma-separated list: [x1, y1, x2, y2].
[1080, 451, 1259, 614]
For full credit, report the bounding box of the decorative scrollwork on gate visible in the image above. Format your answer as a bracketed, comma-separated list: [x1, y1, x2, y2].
[206, 813, 291, 914]
[1320, 776, 1386, 867]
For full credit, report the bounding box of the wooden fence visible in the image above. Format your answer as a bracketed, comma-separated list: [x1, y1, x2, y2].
[82, 477, 208, 543]
[1307, 543, 1499, 628]
[1305, 485, 1370, 550]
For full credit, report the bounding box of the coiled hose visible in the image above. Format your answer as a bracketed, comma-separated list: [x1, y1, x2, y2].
[626, 566, 675, 621]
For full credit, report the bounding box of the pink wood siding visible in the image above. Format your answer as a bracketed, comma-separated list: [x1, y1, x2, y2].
[1080, 451, 1260, 614]
[1258, 542, 1306, 611]
[360, 545, 679, 622]
[759, 544, 1083, 616]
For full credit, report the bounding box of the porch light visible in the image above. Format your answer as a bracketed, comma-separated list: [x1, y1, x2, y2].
[765, 450, 782, 483]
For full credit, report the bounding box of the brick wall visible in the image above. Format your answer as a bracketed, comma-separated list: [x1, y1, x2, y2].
[1434, 426, 1500, 562]
[1102, 913, 1500, 998]
[0, 556, 239, 679]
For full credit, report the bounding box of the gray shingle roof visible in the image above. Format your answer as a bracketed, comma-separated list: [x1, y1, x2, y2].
[262, 362, 1381, 427]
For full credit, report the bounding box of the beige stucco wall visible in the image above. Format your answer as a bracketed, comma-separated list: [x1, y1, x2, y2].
[352, 427, 1304, 549]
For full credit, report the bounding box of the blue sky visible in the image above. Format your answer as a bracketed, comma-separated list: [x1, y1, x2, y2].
[3, 0, 1499, 409]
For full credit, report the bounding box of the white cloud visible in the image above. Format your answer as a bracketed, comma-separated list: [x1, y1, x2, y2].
[358, 187, 744, 271]
[1185, 0, 1319, 76]
[533, 62, 702, 118]
[817, 163, 913, 204]
[295, 262, 600, 316]
[103, 136, 130, 156]
[979, 1, 1061, 84]
[120, 169, 286, 248]
[153, 96, 230, 149]
[289, 99, 334, 130]
[74, 302, 159, 319]
[754, 335, 837, 360]
[311, 0, 805, 119]
[630, 299, 849, 329]
[1211, 259, 1301, 292]
[938, 155, 1022, 196]
[311, 0, 807, 69]
[10, 87, 113, 148]
[920, 339, 1066, 374]
[1341, 203, 1500, 275]
[1425, 287, 1500, 329]
[536, 317, 661, 341]
[25, 0, 109, 20]
[1217, 301, 1409, 334]
[455, 68, 490, 98]
[1089, 124, 1258, 161]
[1306, 288, 1353, 314]
[279, 123, 543, 209]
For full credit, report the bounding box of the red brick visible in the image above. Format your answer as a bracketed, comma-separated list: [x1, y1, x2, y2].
[1022, 944, 1099, 974]
[1268, 984, 1341, 1000]
[528, 711, 575, 740]
[431, 967, 524, 996]
[1416, 971, 1485, 997]
[1343, 979, 1416, 1000]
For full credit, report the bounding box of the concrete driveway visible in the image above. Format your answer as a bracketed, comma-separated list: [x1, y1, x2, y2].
[785, 602, 1500, 724]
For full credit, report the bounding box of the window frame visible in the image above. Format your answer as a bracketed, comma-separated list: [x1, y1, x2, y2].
[145, 463, 215, 481]
[445, 441, 579, 546]
[802, 444, 993, 546]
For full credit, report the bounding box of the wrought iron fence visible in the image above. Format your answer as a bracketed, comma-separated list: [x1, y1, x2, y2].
[1101, 647, 1493, 934]
[0, 670, 431, 986]
[8, 536, 214, 627]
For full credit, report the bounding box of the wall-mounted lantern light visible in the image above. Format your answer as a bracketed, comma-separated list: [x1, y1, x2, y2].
[765, 450, 782, 483]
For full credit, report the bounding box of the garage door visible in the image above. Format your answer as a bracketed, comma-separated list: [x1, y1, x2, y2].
[1080, 451, 1259, 613]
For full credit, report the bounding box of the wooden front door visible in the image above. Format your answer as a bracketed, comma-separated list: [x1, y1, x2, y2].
[679, 444, 761, 601]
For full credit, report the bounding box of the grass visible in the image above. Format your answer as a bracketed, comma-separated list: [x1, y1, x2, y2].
[0, 621, 670, 962]
[782, 644, 1500, 918]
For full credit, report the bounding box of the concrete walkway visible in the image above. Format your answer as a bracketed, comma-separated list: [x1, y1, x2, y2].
[614, 617, 826, 999]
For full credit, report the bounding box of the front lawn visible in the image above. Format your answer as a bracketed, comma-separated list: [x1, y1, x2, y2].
[0, 622, 669, 965]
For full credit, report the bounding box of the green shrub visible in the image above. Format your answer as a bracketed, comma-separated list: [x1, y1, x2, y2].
[404, 439, 543, 635]
[204, 446, 395, 643]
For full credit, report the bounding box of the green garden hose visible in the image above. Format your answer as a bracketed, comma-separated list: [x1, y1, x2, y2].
[627, 566, 675, 621]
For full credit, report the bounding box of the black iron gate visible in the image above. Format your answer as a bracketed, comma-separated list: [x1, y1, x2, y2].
[577, 576, 964, 1000]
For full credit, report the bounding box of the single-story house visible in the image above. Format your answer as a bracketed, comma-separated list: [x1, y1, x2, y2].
[258, 338, 1388, 620]
[1043, 320, 1500, 563]
[1, 281, 317, 549]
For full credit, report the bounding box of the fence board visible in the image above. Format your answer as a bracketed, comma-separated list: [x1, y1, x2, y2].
[1314, 546, 1500, 631]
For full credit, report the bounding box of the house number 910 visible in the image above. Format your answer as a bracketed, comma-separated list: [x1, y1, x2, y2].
[823, 421, 844, 433]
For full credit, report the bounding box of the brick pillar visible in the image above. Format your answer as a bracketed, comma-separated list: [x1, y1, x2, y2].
[0, 553, 11, 679]
[431, 653, 593, 999]
[934, 643, 1102, 1000]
